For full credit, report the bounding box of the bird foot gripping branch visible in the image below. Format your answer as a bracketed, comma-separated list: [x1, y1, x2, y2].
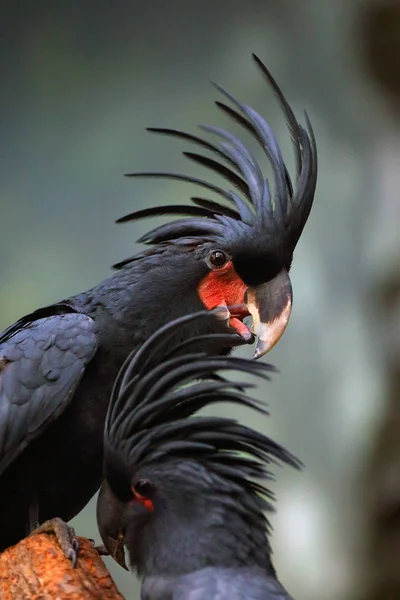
[0, 534, 124, 599]
[28, 518, 79, 568]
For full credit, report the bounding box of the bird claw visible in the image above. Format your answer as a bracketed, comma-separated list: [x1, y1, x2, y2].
[29, 517, 79, 568]
[67, 545, 78, 569]
[96, 544, 110, 556]
[88, 538, 110, 556]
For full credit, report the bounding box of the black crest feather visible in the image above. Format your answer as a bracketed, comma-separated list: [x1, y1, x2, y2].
[104, 311, 301, 512]
[116, 54, 317, 268]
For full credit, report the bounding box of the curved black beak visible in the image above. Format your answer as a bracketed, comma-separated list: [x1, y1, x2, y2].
[96, 481, 129, 571]
[245, 268, 293, 359]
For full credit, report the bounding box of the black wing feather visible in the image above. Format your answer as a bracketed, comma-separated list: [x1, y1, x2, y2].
[0, 311, 98, 475]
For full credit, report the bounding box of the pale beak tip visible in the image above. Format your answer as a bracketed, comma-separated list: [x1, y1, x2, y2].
[253, 341, 272, 360]
[120, 559, 129, 571]
[245, 268, 293, 360]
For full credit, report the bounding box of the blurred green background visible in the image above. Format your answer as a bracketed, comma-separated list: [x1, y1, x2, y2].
[1, 1, 400, 599]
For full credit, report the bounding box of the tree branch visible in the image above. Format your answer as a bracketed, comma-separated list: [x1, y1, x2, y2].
[0, 534, 124, 599]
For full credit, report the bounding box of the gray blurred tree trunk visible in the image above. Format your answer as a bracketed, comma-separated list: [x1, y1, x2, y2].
[357, 3, 400, 599]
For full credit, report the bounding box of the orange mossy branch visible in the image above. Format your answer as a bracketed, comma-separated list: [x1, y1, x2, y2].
[0, 534, 124, 599]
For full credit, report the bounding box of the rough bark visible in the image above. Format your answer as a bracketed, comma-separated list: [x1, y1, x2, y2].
[0, 534, 125, 600]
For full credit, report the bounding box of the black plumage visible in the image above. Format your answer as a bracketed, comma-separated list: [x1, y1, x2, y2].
[0, 55, 315, 561]
[118, 54, 317, 287]
[98, 311, 300, 599]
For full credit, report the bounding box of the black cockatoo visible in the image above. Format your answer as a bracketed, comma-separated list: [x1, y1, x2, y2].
[98, 311, 300, 599]
[0, 55, 316, 563]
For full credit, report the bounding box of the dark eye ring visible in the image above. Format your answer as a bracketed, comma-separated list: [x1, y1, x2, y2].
[208, 250, 229, 269]
[134, 478, 154, 497]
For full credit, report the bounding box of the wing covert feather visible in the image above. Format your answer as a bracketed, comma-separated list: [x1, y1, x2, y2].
[0, 312, 98, 475]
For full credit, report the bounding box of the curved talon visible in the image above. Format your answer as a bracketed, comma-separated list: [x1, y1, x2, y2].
[68, 546, 78, 569]
[69, 537, 79, 568]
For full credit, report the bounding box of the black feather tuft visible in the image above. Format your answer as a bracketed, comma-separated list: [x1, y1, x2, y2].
[117, 56, 317, 272]
[104, 311, 302, 514]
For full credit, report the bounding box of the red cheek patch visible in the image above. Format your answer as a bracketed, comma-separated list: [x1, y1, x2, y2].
[131, 488, 154, 512]
[197, 261, 248, 310]
[139, 497, 154, 512]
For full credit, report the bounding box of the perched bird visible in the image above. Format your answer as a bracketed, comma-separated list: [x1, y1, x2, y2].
[98, 311, 300, 599]
[0, 55, 316, 563]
